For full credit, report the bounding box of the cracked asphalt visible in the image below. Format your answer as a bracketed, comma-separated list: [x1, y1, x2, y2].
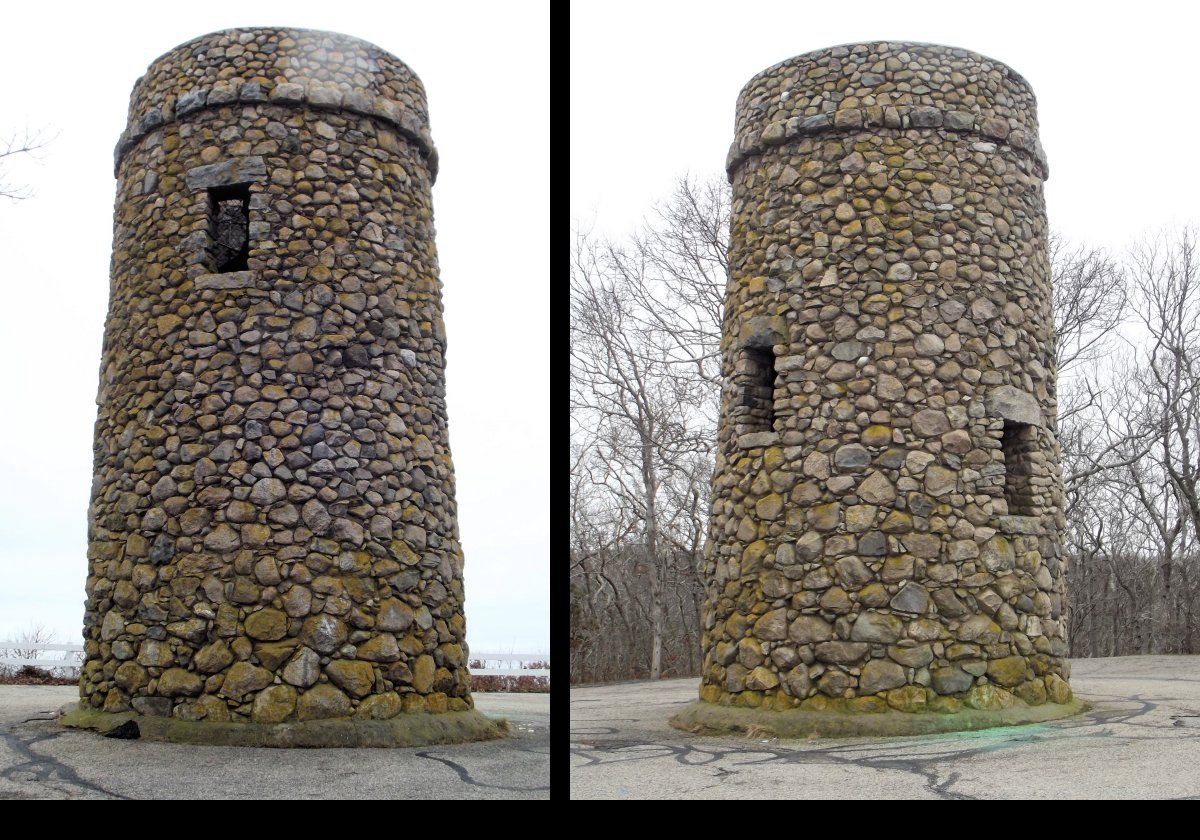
[570, 655, 1200, 799]
[0, 688, 548, 799]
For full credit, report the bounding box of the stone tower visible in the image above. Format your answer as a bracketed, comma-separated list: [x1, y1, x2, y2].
[675, 42, 1077, 736]
[66, 27, 501, 746]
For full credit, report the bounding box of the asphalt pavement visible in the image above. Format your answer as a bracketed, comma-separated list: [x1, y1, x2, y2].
[0, 687, 549, 799]
[571, 655, 1200, 799]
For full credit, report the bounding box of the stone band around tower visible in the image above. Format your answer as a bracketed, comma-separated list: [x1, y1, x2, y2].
[675, 42, 1079, 737]
[114, 28, 438, 180]
[727, 42, 1047, 181]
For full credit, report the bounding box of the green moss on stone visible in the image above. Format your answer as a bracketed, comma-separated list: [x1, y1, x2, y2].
[59, 702, 507, 748]
[669, 697, 1087, 739]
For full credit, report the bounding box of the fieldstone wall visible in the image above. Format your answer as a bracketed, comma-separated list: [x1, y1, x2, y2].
[81, 28, 473, 725]
[699, 42, 1071, 716]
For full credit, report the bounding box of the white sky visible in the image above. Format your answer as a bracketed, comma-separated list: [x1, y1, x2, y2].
[571, 0, 1200, 249]
[0, 1, 548, 653]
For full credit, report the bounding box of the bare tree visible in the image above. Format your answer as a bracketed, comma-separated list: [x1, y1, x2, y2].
[618, 175, 729, 391]
[570, 175, 728, 683]
[0, 624, 68, 679]
[573, 171, 1200, 677]
[0, 129, 51, 201]
[1125, 228, 1200, 648]
[1064, 227, 1200, 656]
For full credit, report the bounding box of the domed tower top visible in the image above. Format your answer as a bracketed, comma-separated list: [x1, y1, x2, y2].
[115, 27, 437, 179]
[728, 41, 1047, 181]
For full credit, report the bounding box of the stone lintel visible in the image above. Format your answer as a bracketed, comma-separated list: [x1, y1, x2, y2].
[738, 431, 780, 449]
[986, 384, 1042, 427]
[997, 514, 1042, 535]
[185, 156, 267, 191]
[195, 271, 256, 290]
[740, 315, 786, 348]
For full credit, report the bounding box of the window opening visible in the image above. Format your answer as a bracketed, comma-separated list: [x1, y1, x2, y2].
[740, 346, 776, 433]
[208, 183, 250, 273]
[1001, 420, 1036, 516]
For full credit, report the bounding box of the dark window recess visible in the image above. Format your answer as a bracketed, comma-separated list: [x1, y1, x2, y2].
[739, 346, 776, 433]
[208, 183, 250, 272]
[1001, 421, 1037, 516]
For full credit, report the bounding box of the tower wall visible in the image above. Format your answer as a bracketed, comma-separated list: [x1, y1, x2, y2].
[698, 42, 1071, 716]
[79, 28, 486, 736]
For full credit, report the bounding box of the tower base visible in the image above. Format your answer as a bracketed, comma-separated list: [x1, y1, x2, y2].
[670, 697, 1086, 739]
[59, 703, 507, 748]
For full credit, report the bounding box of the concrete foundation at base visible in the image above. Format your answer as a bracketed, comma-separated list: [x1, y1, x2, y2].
[669, 697, 1086, 738]
[59, 702, 507, 748]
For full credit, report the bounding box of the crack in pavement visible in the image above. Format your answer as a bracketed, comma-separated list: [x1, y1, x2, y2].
[0, 723, 129, 800]
[414, 750, 551, 793]
[0, 690, 550, 800]
[570, 689, 1200, 799]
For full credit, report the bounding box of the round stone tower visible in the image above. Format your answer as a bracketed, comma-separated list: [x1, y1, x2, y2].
[66, 27, 502, 746]
[675, 42, 1078, 736]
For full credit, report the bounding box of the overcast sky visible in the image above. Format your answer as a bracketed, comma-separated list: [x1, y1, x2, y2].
[572, 0, 1200, 249]
[0, 1, 547, 653]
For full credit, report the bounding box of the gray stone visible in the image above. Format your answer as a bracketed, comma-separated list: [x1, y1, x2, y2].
[250, 477, 287, 506]
[282, 647, 321, 688]
[299, 614, 347, 654]
[834, 444, 871, 471]
[174, 89, 207, 116]
[859, 659, 907, 694]
[753, 609, 789, 641]
[912, 409, 950, 437]
[932, 666, 975, 694]
[850, 611, 904, 643]
[986, 385, 1042, 427]
[890, 583, 930, 614]
[789, 615, 834, 644]
[814, 641, 869, 664]
[195, 271, 254, 290]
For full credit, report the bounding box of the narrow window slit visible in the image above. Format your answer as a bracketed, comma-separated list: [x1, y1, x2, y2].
[1001, 420, 1036, 516]
[208, 183, 250, 273]
[741, 346, 776, 433]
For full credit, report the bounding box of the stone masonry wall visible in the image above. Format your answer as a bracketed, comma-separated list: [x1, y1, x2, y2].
[81, 28, 472, 724]
[699, 42, 1071, 715]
